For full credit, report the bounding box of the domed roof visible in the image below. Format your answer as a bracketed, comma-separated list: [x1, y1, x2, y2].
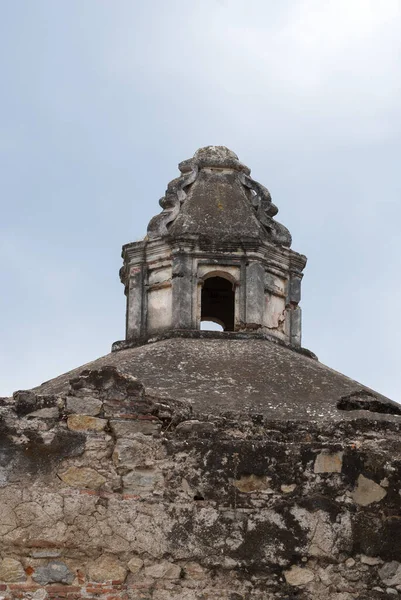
[34, 333, 399, 423]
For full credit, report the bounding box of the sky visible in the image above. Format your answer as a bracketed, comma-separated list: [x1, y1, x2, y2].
[1, 0, 401, 401]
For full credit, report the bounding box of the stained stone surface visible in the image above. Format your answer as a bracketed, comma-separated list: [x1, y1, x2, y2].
[32, 560, 74, 585]
[0, 365, 400, 599]
[65, 395, 102, 415]
[284, 565, 315, 586]
[67, 414, 106, 431]
[87, 554, 127, 583]
[0, 558, 26, 582]
[352, 474, 388, 506]
[58, 466, 107, 489]
[148, 145, 291, 246]
[314, 451, 344, 473]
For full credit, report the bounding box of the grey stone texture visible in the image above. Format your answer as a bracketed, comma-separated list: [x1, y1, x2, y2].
[65, 395, 102, 415]
[32, 560, 74, 585]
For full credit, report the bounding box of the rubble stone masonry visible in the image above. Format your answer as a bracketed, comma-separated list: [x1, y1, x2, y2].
[0, 366, 400, 599]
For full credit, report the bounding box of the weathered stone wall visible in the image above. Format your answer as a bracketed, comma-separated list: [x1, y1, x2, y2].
[0, 366, 400, 599]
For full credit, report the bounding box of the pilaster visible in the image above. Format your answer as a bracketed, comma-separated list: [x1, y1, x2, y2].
[126, 265, 146, 340]
[171, 252, 194, 330]
[245, 262, 265, 327]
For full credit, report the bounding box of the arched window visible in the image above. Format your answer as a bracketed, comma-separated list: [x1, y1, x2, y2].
[201, 276, 235, 331]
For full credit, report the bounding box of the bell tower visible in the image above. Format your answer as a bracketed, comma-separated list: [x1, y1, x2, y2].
[117, 146, 306, 349]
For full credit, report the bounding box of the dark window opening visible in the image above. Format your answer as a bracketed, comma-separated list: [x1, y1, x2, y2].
[201, 276, 235, 331]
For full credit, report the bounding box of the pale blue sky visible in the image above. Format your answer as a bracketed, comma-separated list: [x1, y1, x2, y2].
[1, 0, 401, 400]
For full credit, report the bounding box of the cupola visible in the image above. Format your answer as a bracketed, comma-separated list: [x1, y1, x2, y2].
[118, 146, 306, 348]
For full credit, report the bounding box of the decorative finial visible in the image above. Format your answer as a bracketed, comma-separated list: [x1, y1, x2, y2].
[147, 146, 291, 246]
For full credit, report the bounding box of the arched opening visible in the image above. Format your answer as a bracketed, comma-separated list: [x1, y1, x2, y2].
[201, 276, 235, 331]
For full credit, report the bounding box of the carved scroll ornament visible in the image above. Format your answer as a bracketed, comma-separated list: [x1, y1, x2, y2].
[147, 146, 291, 247]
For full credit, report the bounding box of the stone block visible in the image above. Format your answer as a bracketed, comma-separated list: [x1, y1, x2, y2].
[314, 451, 343, 473]
[144, 561, 181, 579]
[127, 556, 144, 574]
[110, 418, 161, 437]
[59, 466, 106, 489]
[0, 558, 26, 582]
[352, 474, 387, 506]
[88, 554, 127, 582]
[67, 415, 106, 431]
[379, 562, 401, 587]
[13, 391, 59, 417]
[122, 467, 163, 494]
[13, 390, 39, 415]
[31, 550, 61, 558]
[27, 407, 59, 419]
[66, 396, 102, 416]
[112, 436, 165, 471]
[113, 438, 144, 470]
[103, 393, 152, 418]
[361, 555, 382, 566]
[31, 591, 49, 600]
[281, 483, 297, 493]
[345, 558, 356, 568]
[32, 560, 74, 585]
[284, 565, 315, 586]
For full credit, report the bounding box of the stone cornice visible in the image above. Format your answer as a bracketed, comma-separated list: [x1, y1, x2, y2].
[111, 328, 318, 359]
